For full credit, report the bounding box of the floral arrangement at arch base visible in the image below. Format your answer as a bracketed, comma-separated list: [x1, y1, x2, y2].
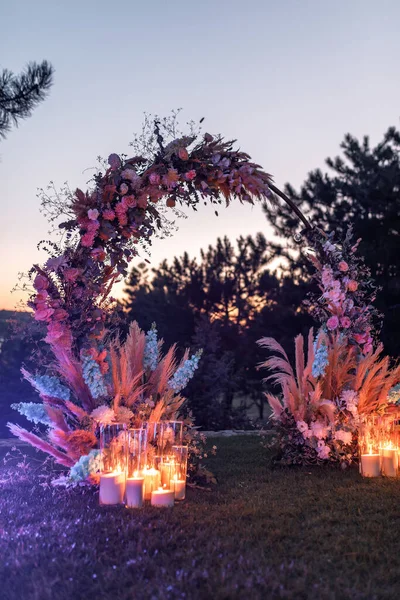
[258, 228, 400, 467]
[9, 321, 208, 483]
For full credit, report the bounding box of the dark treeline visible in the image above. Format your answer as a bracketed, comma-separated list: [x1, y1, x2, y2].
[1, 126, 399, 433]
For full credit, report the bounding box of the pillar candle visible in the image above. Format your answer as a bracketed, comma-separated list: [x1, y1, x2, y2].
[99, 471, 125, 505]
[360, 453, 380, 477]
[143, 468, 161, 500]
[151, 486, 175, 507]
[381, 448, 398, 477]
[125, 476, 144, 508]
[160, 461, 175, 488]
[171, 477, 186, 501]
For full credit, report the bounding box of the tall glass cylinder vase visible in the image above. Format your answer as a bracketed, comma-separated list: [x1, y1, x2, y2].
[99, 423, 127, 505]
[358, 415, 380, 478]
[125, 428, 147, 508]
[380, 414, 399, 477]
[159, 421, 184, 459]
[171, 445, 188, 500]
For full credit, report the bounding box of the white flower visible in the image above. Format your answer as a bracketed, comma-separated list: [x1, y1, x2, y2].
[334, 429, 353, 445]
[310, 420, 328, 440]
[296, 420, 308, 434]
[341, 390, 359, 415]
[90, 405, 115, 425]
[317, 443, 331, 460]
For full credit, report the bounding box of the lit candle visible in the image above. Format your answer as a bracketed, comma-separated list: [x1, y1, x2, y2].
[381, 447, 398, 477]
[171, 476, 186, 501]
[99, 471, 125, 505]
[360, 452, 380, 477]
[143, 467, 161, 500]
[125, 472, 144, 508]
[160, 460, 175, 487]
[151, 485, 175, 507]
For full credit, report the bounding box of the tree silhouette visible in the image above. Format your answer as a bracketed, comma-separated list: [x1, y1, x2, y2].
[264, 127, 400, 356]
[0, 60, 54, 140]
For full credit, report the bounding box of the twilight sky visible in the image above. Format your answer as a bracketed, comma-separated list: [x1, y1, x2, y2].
[1, 0, 399, 310]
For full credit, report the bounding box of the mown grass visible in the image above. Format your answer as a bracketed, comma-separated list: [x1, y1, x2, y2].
[1, 436, 400, 600]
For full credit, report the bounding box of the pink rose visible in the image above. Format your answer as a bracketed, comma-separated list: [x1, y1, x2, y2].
[327, 316, 339, 331]
[119, 183, 129, 196]
[35, 291, 49, 302]
[353, 333, 367, 344]
[347, 280, 358, 292]
[53, 308, 69, 321]
[338, 261, 349, 272]
[185, 170, 196, 181]
[149, 173, 160, 185]
[33, 275, 49, 291]
[88, 209, 99, 220]
[340, 316, 351, 328]
[122, 195, 136, 208]
[34, 307, 55, 322]
[108, 153, 121, 171]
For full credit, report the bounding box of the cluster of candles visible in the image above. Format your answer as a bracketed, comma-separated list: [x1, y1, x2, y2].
[359, 414, 400, 478]
[98, 421, 188, 508]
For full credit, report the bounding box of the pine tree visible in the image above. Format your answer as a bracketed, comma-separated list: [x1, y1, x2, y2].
[0, 60, 54, 139]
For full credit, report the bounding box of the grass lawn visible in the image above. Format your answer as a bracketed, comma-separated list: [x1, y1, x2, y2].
[1, 436, 400, 600]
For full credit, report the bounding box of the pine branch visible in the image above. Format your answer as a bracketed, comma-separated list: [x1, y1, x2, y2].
[0, 60, 54, 139]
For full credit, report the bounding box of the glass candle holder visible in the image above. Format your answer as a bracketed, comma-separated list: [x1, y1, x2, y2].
[99, 423, 127, 505]
[159, 421, 183, 458]
[358, 415, 381, 477]
[171, 445, 188, 500]
[125, 428, 147, 508]
[142, 421, 163, 468]
[379, 415, 399, 477]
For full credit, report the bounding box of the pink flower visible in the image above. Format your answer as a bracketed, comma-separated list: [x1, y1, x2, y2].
[91, 247, 106, 261]
[338, 261, 349, 272]
[122, 195, 136, 208]
[35, 291, 49, 302]
[119, 183, 129, 196]
[45, 255, 67, 271]
[321, 267, 333, 287]
[53, 308, 69, 321]
[363, 344, 373, 355]
[340, 316, 351, 328]
[353, 333, 367, 344]
[347, 280, 358, 292]
[149, 173, 160, 185]
[87, 220, 100, 233]
[88, 209, 99, 220]
[33, 275, 49, 291]
[115, 202, 128, 226]
[64, 268, 80, 283]
[102, 209, 115, 221]
[81, 232, 95, 248]
[108, 153, 121, 171]
[327, 316, 339, 330]
[121, 169, 141, 188]
[34, 306, 54, 321]
[185, 170, 196, 181]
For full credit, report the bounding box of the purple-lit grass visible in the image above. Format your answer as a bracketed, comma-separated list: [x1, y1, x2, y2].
[1, 437, 400, 600]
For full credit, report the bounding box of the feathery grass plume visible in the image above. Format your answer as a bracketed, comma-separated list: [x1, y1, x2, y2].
[7, 423, 74, 467]
[109, 335, 146, 408]
[148, 344, 179, 397]
[124, 321, 146, 380]
[50, 347, 94, 411]
[354, 346, 400, 414]
[257, 330, 316, 422]
[44, 405, 70, 432]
